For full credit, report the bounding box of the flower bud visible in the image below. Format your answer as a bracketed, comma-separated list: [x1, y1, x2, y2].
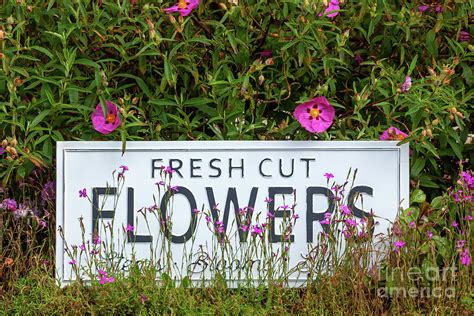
[449, 114, 454, 121]
[426, 129, 432, 138]
[449, 107, 457, 114]
[0, 30, 4, 40]
[118, 98, 124, 105]
[132, 97, 139, 105]
[2, 139, 8, 147]
[265, 58, 274, 66]
[11, 139, 17, 147]
[432, 118, 439, 126]
[258, 74, 265, 86]
[456, 111, 464, 119]
[421, 130, 427, 137]
[13, 77, 24, 87]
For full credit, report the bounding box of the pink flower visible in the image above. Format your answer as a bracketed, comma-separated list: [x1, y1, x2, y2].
[68, 259, 76, 265]
[459, 31, 471, 42]
[380, 126, 408, 141]
[164, 0, 200, 17]
[193, 208, 200, 214]
[79, 188, 87, 198]
[394, 240, 405, 249]
[91, 101, 121, 134]
[320, 0, 340, 18]
[241, 224, 249, 232]
[266, 211, 275, 219]
[418, 5, 429, 12]
[345, 218, 357, 227]
[340, 205, 351, 215]
[126, 224, 134, 232]
[292, 214, 300, 220]
[264, 197, 273, 203]
[294, 96, 335, 133]
[324, 172, 334, 179]
[1, 198, 17, 212]
[354, 54, 363, 65]
[409, 221, 416, 229]
[460, 248, 471, 266]
[456, 240, 465, 249]
[427, 231, 433, 240]
[401, 75, 412, 93]
[79, 244, 86, 251]
[451, 221, 459, 228]
[258, 50, 272, 58]
[251, 225, 263, 237]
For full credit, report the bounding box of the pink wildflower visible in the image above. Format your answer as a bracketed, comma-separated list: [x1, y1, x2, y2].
[293, 96, 335, 133]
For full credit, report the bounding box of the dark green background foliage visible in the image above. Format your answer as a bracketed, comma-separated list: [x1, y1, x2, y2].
[0, 0, 472, 196]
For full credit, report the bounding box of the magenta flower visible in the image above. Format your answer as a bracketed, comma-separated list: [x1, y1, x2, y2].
[79, 188, 87, 198]
[79, 244, 86, 251]
[126, 224, 134, 232]
[342, 229, 351, 239]
[169, 185, 179, 193]
[354, 54, 363, 65]
[193, 208, 200, 214]
[451, 221, 459, 228]
[460, 248, 471, 266]
[401, 75, 412, 93]
[68, 259, 76, 265]
[394, 240, 405, 249]
[427, 231, 433, 240]
[164, 0, 200, 17]
[156, 181, 165, 186]
[294, 96, 335, 133]
[266, 211, 275, 219]
[93, 234, 101, 245]
[0, 147, 4, 155]
[264, 197, 273, 203]
[409, 221, 416, 229]
[118, 165, 129, 178]
[215, 220, 224, 234]
[320, 0, 340, 18]
[98, 270, 115, 284]
[241, 224, 249, 232]
[258, 50, 273, 58]
[459, 31, 471, 43]
[380, 126, 408, 141]
[91, 101, 121, 134]
[324, 172, 334, 179]
[340, 205, 351, 215]
[292, 213, 300, 220]
[418, 5, 429, 12]
[251, 225, 263, 237]
[345, 218, 357, 227]
[205, 215, 211, 224]
[435, 5, 443, 13]
[164, 166, 175, 174]
[456, 240, 466, 249]
[1, 198, 17, 212]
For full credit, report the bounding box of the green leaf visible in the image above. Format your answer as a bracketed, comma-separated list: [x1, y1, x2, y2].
[410, 189, 426, 204]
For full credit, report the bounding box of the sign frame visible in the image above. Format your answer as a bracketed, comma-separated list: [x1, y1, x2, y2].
[56, 141, 409, 286]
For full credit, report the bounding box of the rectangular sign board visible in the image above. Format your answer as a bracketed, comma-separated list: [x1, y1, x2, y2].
[56, 141, 409, 286]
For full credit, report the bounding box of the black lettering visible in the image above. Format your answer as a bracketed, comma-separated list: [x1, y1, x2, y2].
[348, 186, 374, 234]
[151, 159, 163, 178]
[190, 158, 202, 178]
[92, 187, 116, 234]
[300, 158, 315, 178]
[268, 187, 294, 243]
[306, 187, 335, 242]
[259, 158, 272, 178]
[279, 159, 294, 178]
[206, 187, 258, 242]
[169, 159, 183, 178]
[160, 186, 197, 243]
[127, 188, 152, 243]
[209, 158, 222, 178]
[229, 158, 244, 178]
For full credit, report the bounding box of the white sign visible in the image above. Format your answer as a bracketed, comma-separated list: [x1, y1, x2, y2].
[56, 141, 409, 286]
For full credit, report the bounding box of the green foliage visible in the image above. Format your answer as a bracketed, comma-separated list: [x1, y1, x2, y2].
[0, 0, 472, 196]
